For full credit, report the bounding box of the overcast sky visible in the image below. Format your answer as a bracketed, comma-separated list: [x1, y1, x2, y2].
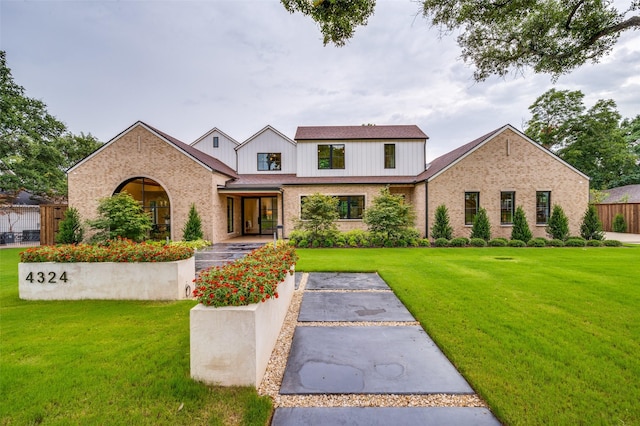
[2, 0, 639, 161]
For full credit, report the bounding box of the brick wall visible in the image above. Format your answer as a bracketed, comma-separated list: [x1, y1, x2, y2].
[427, 129, 589, 239]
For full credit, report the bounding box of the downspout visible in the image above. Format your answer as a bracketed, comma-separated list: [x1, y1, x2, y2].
[424, 179, 429, 239]
[280, 188, 285, 238]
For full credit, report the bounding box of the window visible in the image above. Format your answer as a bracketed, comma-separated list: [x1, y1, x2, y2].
[337, 196, 365, 219]
[465, 192, 479, 225]
[257, 153, 282, 171]
[536, 191, 551, 224]
[384, 144, 396, 169]
[300, 195, 364, 220]
[501, 192, 515, 224]
[227, 198, 234, 233]
[318, 144, 345, 169]
[213, 136, 219, 148]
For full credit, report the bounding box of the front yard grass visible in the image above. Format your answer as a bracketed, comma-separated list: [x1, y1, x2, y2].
[297, 247, 640, 425]
[0, 248, 271, 426]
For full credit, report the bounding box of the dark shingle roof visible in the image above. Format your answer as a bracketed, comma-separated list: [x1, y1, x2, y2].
[600, 185, 640, 203]
[223, 174, 418, 188]
[295, 125, 428, 141]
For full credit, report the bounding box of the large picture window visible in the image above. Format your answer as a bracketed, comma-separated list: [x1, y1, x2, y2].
[318, 144, 345, 169]
[257, 153, 282, 171]
[384, 144, 396, 169]
[536, 191, 551, 224]
[501, 192, 515, 224]
[465, 192, 479, 225]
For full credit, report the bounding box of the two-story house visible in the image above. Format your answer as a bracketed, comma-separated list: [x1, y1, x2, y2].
[67, 121, 589, 243]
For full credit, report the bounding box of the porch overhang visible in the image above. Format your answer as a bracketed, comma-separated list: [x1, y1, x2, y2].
[217, 186, 283, 195]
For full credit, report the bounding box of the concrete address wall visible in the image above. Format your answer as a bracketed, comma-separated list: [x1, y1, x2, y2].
[190, 269, 295, 387]
[18, 257, 195, 300]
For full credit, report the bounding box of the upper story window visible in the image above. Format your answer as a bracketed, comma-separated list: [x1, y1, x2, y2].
[384, 144, 396, 169]
[257, 153, 282, 171]
[318, 144, 345, 169]
[501, 192, 515, 224]
[213, 136, 219, 148]
[536, 191, 551, 224]
[465, 192, 479, 225]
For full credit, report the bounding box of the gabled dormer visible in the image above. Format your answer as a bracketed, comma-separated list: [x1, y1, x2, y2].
[294, 125, 428, 177]
[191, 127, 240, 171]
[235, 125, 297, 174]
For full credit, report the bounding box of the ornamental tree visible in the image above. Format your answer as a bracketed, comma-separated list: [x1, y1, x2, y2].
[511, 206, 532, 242]
[470, 207, 491, 241]
[295, 192, 339, 241]
[546, 204, 570, 241]
[430, 204, 453, 240]
[183, 203, 204, 241]
[55, 207, 84, 244]
[580, 204, 604, 240]
[87, 192, 152, 242]
[363, 187, 416, 242]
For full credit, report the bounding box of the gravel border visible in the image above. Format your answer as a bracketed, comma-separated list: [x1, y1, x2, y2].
[258, 273, 487, 409]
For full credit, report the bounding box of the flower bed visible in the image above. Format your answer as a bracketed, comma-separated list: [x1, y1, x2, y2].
[190, 243, 297, 387]
[18, 239, 195, 300]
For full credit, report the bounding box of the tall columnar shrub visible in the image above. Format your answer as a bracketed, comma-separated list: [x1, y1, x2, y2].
[87, 192, 152, 242]
[612, 214, 627, 233]
[295, 193, 339, 242]
[580, 204, 604, 240]
[55, 207, 84, 244]
[470, 207, 491, 241]
[431, 204, 453, 240]
[546, 204, 569, 241]
[363, 187, 416, 242]
[511, 206, 532, 242]
[183, 203, 204, 241]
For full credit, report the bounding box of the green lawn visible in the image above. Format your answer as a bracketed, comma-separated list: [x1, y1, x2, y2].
[297, 247, 640, 425]
[0, 248, 271, 426]
[2, 246, 639, 425]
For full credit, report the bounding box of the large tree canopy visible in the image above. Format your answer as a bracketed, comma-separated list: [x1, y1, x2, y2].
[0, 51, 102, 203]
[281, 0, 640, 80]
[525, 89, 639, 189]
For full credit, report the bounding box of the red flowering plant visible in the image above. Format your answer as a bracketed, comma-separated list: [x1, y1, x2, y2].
[192, 242, 298, 307]
[20, 238, 194, 263]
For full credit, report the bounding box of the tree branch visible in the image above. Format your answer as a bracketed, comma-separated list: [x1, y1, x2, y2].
[565, 0, 585, 30]
[588, 15, 640, 44]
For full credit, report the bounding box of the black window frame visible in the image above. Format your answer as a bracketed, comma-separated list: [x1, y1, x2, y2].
[465, 192, 479, 225]
[257, 153, 282, 171]
[384, 144, 396, 169]
[300, 195, 365, 220]
[213, 136, 219, 148]
[536, 191, 551, 225]
[500, 191, 515, 225]
[227, 197, 234, 233]
[317, 144, 345, 170]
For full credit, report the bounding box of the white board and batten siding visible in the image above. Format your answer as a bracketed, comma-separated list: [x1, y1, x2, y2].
[191, 129, 239, 171]
[236, 127, 297, 174]
[295, 139, 426, 177]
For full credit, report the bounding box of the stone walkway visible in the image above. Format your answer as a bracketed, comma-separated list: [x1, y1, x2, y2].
[194, 242, 264, 271]
[271, 272, 501, 426]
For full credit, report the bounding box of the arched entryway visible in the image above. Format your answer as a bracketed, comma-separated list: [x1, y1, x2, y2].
[114, 177, 171, 239]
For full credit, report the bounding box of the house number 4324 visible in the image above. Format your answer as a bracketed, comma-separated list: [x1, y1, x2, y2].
[25, 271, 68, 284]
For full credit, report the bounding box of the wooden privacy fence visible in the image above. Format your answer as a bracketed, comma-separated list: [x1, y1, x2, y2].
[595, 203, 640, 234]
[40, 204, 68, 245]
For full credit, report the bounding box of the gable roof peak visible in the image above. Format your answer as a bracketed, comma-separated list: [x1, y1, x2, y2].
[295, 124, 428, 140]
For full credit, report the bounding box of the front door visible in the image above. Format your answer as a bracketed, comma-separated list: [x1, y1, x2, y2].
[243, 197, 278, 235]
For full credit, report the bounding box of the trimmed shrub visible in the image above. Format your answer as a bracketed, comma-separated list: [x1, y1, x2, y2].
[364, 187, 416, 242]
[296, 193, 339, 242]
[298, 239, 309, 248]
[527, 238, 547, 247]
[489, 238, 508, 247]
[546, 239, 565, 247]
[546, 204, 569, 241]
[434, 238, 449, 247]
[612, 214, 627, 233]
[470, 238, 487, 247]
[565, 238, 587, 247]
[586, 239, 603, 247]
[580, 204, 604, 240]
[603, 239, 622, 247]
[470, 208, 491, 241]
[56, 207, 84, 244]
[508, 239, 526, 247]
[418, 238, 431, 247]
[183, 203, 204, 241]
[87, 192, 152, 242]
[430, 204, 453, 240]
[511, 206, 532, 242]
[449, 237, 469, 247]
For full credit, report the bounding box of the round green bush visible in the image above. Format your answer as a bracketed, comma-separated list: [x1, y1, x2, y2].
[311, 240, 321, 248]
[449, 237, 469, 247]
[527, 238, 547, 247]
[418, 238, 431, 247]
[603, 239, 622, 247]
[488, 238, 507, 247]
[508, 239, 526, 247]
[470, 238, 487, 247]
[546, 239, 565, 247]
[586, 239, 603, 247]
[298, 239, 309, 248]
[434, 238, 449, 247]
[565, 238, 587, 247]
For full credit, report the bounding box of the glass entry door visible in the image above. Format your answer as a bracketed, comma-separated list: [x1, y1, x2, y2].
[243, 197, 278, 235]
